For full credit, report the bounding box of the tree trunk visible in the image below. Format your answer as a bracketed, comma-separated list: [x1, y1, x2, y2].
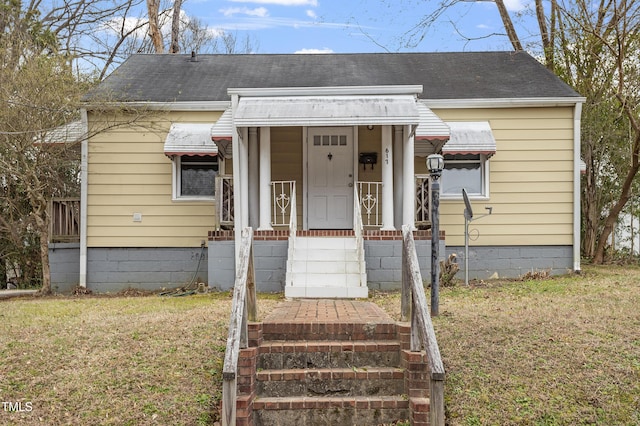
[169, 0, 182, 53]
[147, 0, 164, 53]
[593, 133, 640, 263]
[495, 0, 523, 51]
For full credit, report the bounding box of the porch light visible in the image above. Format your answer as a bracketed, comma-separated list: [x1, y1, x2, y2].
[426, 153, 444, 317]
[426, 153, 444, 174]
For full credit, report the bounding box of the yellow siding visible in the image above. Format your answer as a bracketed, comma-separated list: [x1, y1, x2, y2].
[357, 126, 382, 183]
[271, 127, 303, 226]
[86, 111, 221, 247]
[433, 107, 576, 246]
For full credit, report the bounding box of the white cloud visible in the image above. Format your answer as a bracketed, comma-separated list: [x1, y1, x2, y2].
[306, 9, 317, 19]
[503, 0, 528, 12]
[295, 48, 333, 54]
[228, 0, 318, 5]
[220, 7, 269, 17]
[476, 24, 490, 30]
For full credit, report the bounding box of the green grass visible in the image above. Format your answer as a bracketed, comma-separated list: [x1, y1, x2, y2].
[374, 265, 640, 425]
[0, 293, 281, 425]
[1, 265, 639, 425]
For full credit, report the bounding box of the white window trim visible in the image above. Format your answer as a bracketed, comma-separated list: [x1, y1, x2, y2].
[440, 154, 490, 201]
[171, 156, 217, 202]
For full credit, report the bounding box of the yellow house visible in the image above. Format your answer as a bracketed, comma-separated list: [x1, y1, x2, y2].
[50, 52, 584, 295]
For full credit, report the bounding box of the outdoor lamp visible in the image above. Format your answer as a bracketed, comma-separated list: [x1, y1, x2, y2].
[426, 154, 444, 175]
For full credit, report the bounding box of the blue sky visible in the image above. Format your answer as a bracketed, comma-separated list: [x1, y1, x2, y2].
[182, 0, 536, 54]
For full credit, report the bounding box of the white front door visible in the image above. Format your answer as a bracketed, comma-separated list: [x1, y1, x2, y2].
[307, 127, 354, 229]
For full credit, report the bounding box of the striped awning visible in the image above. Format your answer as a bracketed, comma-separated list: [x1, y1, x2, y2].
[442, 122, 497, 157]
[164, 123, 217, 156]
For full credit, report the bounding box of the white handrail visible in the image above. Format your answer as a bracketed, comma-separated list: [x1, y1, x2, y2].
[286, 182, 297, 286]
[353, 185, 366, 286]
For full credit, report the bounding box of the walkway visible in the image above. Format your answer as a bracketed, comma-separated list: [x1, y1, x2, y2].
[262, 299, 397, 341]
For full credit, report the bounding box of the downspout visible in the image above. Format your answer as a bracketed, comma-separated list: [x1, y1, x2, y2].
[573, 101, 583, 273]
[79, 109, 89, 287]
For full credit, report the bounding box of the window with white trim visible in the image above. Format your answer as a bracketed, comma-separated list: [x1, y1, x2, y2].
[172, 155, 218, 200]
[441, 154, 489, 198]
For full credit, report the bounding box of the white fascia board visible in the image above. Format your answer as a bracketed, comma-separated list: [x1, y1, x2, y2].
[83, 101, 230, 111]
[228, 85, 424, 97]
[423, 97, 587, 109]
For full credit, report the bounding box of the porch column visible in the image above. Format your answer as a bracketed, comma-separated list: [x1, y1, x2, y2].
[393, 125, 404, 229]
[248, 127, 259, 229]
[402, 125, 415, 227]
[258, 127, 273, 230]
[239, 127, 249, 230]
[381, 125, 394, 230]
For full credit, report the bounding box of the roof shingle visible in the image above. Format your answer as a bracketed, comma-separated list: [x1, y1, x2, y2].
[87, 51, 580, 103]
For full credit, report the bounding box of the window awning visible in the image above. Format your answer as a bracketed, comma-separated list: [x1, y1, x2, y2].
[234, 95, 421, 127]
[211, 109, 233, 158]
[442, 122, 497, 157]
[414, 103, 450, 156]
[415, 103, 450, 141]
[164, 123, 217, 156]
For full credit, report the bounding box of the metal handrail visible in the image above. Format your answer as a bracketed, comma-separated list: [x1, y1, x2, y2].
[353, 185, 366, 285]
[286, 182, 297, 286]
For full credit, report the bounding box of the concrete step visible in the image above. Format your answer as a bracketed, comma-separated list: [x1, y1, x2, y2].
[262, 321, 397, 342]
[258, 340, 402, 370]
[284, 284, 368, 299]
[256, 367, 405, 397]
[289, 259, 360, 274]
[295, 236, 357, 250]
[290, 248, 358, 262]
[253, 395, 410, 426]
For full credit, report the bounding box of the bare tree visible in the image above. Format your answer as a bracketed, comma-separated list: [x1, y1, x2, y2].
[146, 0, 165, 53]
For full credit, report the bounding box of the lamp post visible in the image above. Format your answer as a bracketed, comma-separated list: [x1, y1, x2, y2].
[426, 154, 444, 317]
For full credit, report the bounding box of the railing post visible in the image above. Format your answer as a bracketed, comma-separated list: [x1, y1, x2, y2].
[401, 227, 410, 322]
[247, 235, 257, 322]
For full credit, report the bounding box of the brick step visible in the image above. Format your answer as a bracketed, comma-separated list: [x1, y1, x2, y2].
[253, 395, 411, 426]
[257, 367, 405, 397]
[258, 340, 401, 369]
[262, 321, 397, 341]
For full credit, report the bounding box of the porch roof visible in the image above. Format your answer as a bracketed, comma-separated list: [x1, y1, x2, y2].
[233, 95, 420, 127]
[442, 121, 497, 157]
[164, 123, 217, 156]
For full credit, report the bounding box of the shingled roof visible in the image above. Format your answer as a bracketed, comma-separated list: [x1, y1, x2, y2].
[88, 51, 581, 103]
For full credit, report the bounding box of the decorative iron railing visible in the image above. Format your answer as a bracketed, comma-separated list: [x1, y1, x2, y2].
[49, 198, 80, 243]
[357, 181, 382, 227]
[215, 175, 234, 228]
[271, 181, 296, 227]
[415, 174, 431, 225]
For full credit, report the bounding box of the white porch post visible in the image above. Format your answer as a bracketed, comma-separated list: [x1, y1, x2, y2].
[231, 94, 242, 260]
[239, 127, 249, 230]
[248, 127, 259, 229]
[402, 125, 415, 227]
[381, 125, 394, 230]
[258, 127, 273, 230]
[393, 125, 404, 229]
